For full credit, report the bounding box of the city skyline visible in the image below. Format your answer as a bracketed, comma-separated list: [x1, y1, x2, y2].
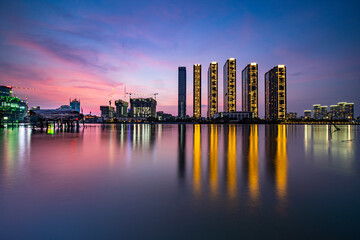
[0, 1, 359, 117]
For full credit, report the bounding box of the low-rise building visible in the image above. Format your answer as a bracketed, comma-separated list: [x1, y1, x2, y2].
[304, 110, 311, 119]
[213, 111, 254, 121]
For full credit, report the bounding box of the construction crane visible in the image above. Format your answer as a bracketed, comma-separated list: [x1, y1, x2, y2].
[6, 86, 35, 91]
[109, 88, 114, 110]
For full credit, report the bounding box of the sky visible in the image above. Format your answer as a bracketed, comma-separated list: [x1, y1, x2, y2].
[0, 0, 359, 117]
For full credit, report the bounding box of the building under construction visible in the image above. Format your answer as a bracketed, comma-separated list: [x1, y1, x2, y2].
[130, 98, 157, 119]
[115, 99, 128, 118]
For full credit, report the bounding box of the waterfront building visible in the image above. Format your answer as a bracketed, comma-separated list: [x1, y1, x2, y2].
[178, 67, 186, 119]
[31, 106, 40, 110]
[344, 103, 354, 120]
[320, 106, 328, 119]
[100, 106, 114, 119]
[223, 58, 236, 112]
[338, 102, 346, 119]
[329, 105, 340, 119]
[286, 112, 297, 119]
[213, 111, 254, 121]
[242, 63, 258, 117]
[0, 86, 28, 122]
[304, 110, 311, 119]
[130, 98, 157, 118]
[70, 99, 80, 112]
[207, 62, 218, 118]
[313, 105, 321, 119]
[115, 99, 128, 118]
[265, 65, 287, 120]
[193, 64, 201, 118]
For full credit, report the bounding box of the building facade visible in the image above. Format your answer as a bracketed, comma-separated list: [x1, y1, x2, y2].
[313, 104, 320, 119]
[344, 103, 354, 120]
[320, 106, 328, 119]
[329, 105, 340, 119]
[265, 65, 287, 120]
[193, 64, 201, 118]
[223, 58, 236, 112]
[178, 67, 186, 118]
[100, 106, 114, 119]
[304, 110, 311, 119]
[130, 98, 157, 118]
[70, 99, 80, 112]
[0, 86, 28, 122]
[115, 99, 128, 118]
[213, 111, 254, 121]
[242, 62, 258, 117]
[207, 62, 218, 118]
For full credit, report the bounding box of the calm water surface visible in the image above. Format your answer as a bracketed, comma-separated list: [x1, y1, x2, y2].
[0, 124, 359, 239]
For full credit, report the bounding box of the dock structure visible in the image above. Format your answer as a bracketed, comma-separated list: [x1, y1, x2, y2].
[29, 109, 83, 130]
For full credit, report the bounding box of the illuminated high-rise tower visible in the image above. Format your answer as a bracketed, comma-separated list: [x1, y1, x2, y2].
[265, 65, 287, 120]
[178, 67, 186, 118]
[242, 63, 258, 117]
[223, 58, 236, 112]
[193, 64, 201, 118]
[207, 62, 218, 118]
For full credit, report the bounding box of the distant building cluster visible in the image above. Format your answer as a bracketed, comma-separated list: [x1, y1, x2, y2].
[178, 60, 287, 120]
[98, 97, 158, 122]
[304, 102, 354, 120]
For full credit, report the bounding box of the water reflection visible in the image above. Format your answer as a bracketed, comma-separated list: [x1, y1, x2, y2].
[208, 125, 219, 198]
[266, 125, 288, 211]
[243, 125, 260, 204]
[275, 125, 287, 202]
[226, 125, 237, 199]
[1, 123, 359, 239]
[304, 125, 356, 173]
[193, 124, 201, 196]
[178, 124, 186, 179]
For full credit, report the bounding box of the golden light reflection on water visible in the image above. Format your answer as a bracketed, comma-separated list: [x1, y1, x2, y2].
[248, 125, 259, 203]
[209, 125, 218, 197]
[275, 125, 287, 202]
[193, 124, 201, 196]
[227, 125, 237, 199]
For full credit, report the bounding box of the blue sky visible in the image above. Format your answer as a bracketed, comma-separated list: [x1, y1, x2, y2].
[0, 0, 359, 116]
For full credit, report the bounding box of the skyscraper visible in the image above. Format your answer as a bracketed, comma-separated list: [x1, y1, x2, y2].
[207, 62, 218, 118]
[242, 63, 258, 117]
[70, 98, 80, 112]
[224, 58, 236, 112]
[193, 64, 201, 118]
[178, 67, 186, 118]
[265, 65, 287, 120]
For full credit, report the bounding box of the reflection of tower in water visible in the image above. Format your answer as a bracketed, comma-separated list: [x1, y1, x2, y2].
[226, 125, 237, 199]
[265, 125, 288, 208]
[275, 125, 287, 201]
[193, 124, 201, 196]
[178, 124, 186, 180]
[208, 125, 218, 197]
[248, 125, 259, 202]
[243, 125, 259, 204]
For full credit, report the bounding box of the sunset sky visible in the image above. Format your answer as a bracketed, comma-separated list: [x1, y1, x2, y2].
[0, 0, 359, 117]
